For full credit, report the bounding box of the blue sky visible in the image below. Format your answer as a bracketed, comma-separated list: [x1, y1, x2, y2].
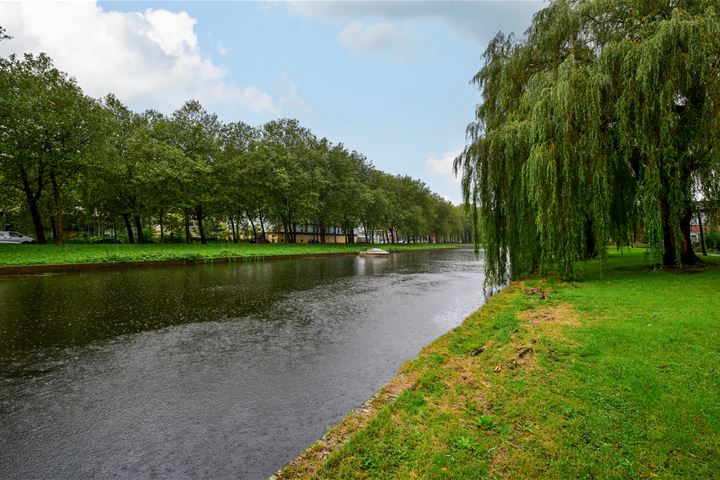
[0, 1, 543, 203]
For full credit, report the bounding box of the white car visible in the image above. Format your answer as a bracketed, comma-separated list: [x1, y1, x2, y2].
[0, 231, 34, 244]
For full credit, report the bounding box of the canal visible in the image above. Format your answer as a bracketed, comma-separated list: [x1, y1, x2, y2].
[0, 248, 486, 479]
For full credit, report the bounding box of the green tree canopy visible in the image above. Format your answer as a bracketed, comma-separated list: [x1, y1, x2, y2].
[456, 0, 720, 284]
[0, 30, 469, 246]
[0, 52, 103, 244]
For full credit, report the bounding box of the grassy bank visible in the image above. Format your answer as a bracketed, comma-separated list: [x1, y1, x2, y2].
[276, 249, 720, 479]
[0, 242, 464, 267]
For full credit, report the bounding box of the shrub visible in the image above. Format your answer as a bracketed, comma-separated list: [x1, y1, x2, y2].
[704, 231, 720, 249]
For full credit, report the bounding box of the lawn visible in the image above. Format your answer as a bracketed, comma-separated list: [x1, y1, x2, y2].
[276, 249, 720, 479]
[0, 242, 463, 267]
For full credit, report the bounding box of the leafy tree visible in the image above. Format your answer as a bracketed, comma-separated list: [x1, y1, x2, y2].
[161, 100, 220, 244]
[0, 38, 468, 246]
[313, 141, 368, 243]
[0, 52, 102, 243]
[257, 119, 318, 243]
[91, 100, 190, 243]
[456, 0, 720, 283]
[215, 121, 259, 242]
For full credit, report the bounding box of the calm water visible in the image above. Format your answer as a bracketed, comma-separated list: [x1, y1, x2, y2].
[0, 249, 485, 480]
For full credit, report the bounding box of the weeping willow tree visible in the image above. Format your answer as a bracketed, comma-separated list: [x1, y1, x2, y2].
[456, 0, 720, 283]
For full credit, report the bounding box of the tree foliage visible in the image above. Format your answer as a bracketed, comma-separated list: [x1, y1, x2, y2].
[456, 0, 720, 283]
[0, 45, 470, 245]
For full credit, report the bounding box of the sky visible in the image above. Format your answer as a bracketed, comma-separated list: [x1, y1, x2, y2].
[0, 0, 544, 204]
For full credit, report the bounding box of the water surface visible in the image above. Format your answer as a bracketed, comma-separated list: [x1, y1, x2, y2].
[0, 249, 485, 479]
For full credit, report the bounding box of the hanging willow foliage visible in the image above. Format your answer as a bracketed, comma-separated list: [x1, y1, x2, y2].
[456, 0, 720, 284]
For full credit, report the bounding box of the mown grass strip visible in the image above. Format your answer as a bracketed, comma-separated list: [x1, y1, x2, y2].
[275, 249, 720, 479]
[0, 243, 463, 268]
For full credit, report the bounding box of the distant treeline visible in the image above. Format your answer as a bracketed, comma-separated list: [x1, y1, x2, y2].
[0, 42, 471, 245]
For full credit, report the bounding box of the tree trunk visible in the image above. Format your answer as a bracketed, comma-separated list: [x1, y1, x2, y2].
[50, 216, 56, 242]
[50, 175, 64, 245]
[122, 213, 135, 244]
[229, 217, 236, 243]
[159, 209, 164, 244]
[698, 207, 707, 256]
[319, 222, 326, 244]
[258, 210, 267, 240]
[584, 219, 597, 259]
[246, 210, 257, 241]
[133, 215, 145, 244]
[661, 204, 698, 265]
[21, 181, 47, 244]
[196, 205, 207, 245]
[184, 208, 192, 244]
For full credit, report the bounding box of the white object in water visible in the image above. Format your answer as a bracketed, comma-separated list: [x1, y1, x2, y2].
[359, 248, 390, 256]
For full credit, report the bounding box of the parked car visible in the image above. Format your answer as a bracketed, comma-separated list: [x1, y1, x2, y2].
[0, 231, 34, 244]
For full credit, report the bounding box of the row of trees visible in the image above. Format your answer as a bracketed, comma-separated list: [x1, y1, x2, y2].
[0, 30, 470, 245]
[455, 0, 719, 282]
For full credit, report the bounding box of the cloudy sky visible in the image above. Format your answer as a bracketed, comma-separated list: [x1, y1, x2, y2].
[0, 1, 543, 203]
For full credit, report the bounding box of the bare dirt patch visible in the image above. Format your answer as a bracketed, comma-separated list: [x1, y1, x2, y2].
[518, 304, 580, 328]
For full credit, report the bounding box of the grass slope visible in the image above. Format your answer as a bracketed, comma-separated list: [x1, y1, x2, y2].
[0, 242, 462, 267]
[277, 249, 720, 479]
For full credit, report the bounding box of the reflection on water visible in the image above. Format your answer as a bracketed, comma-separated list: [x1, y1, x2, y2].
[0, 249, 485, 480]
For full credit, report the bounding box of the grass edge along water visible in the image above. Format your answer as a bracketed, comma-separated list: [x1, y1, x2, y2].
[275, 248, 720, 479]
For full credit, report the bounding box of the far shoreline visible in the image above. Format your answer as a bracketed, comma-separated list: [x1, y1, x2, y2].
[0, 243, 469, 276]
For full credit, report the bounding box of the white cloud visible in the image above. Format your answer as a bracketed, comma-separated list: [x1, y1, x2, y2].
[278, 77, 308, 113]
[426, 149, 462, 186]
[144, 9, 197, 56]
[286, 1, 544, 43]
[0, 1, 278, 114]
[338, 21, 411, 55]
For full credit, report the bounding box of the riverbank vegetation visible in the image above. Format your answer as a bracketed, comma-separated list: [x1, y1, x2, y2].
[455, 0, 720, 282]
[0, 242, 464, 268]
[0, 27, 471, 247]
[277, 249, 720, 479]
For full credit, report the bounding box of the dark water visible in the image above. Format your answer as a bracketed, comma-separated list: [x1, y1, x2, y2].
[0, 249, 485, 480]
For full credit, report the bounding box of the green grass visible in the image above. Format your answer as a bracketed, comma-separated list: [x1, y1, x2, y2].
[0, 242, 464, 267]
[277, 249, 720, 479]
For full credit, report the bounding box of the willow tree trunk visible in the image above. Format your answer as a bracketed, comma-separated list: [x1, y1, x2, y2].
[698, 209, 707, 256]
[584, 219, 597, 259]
[661, 203, 698, 265]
